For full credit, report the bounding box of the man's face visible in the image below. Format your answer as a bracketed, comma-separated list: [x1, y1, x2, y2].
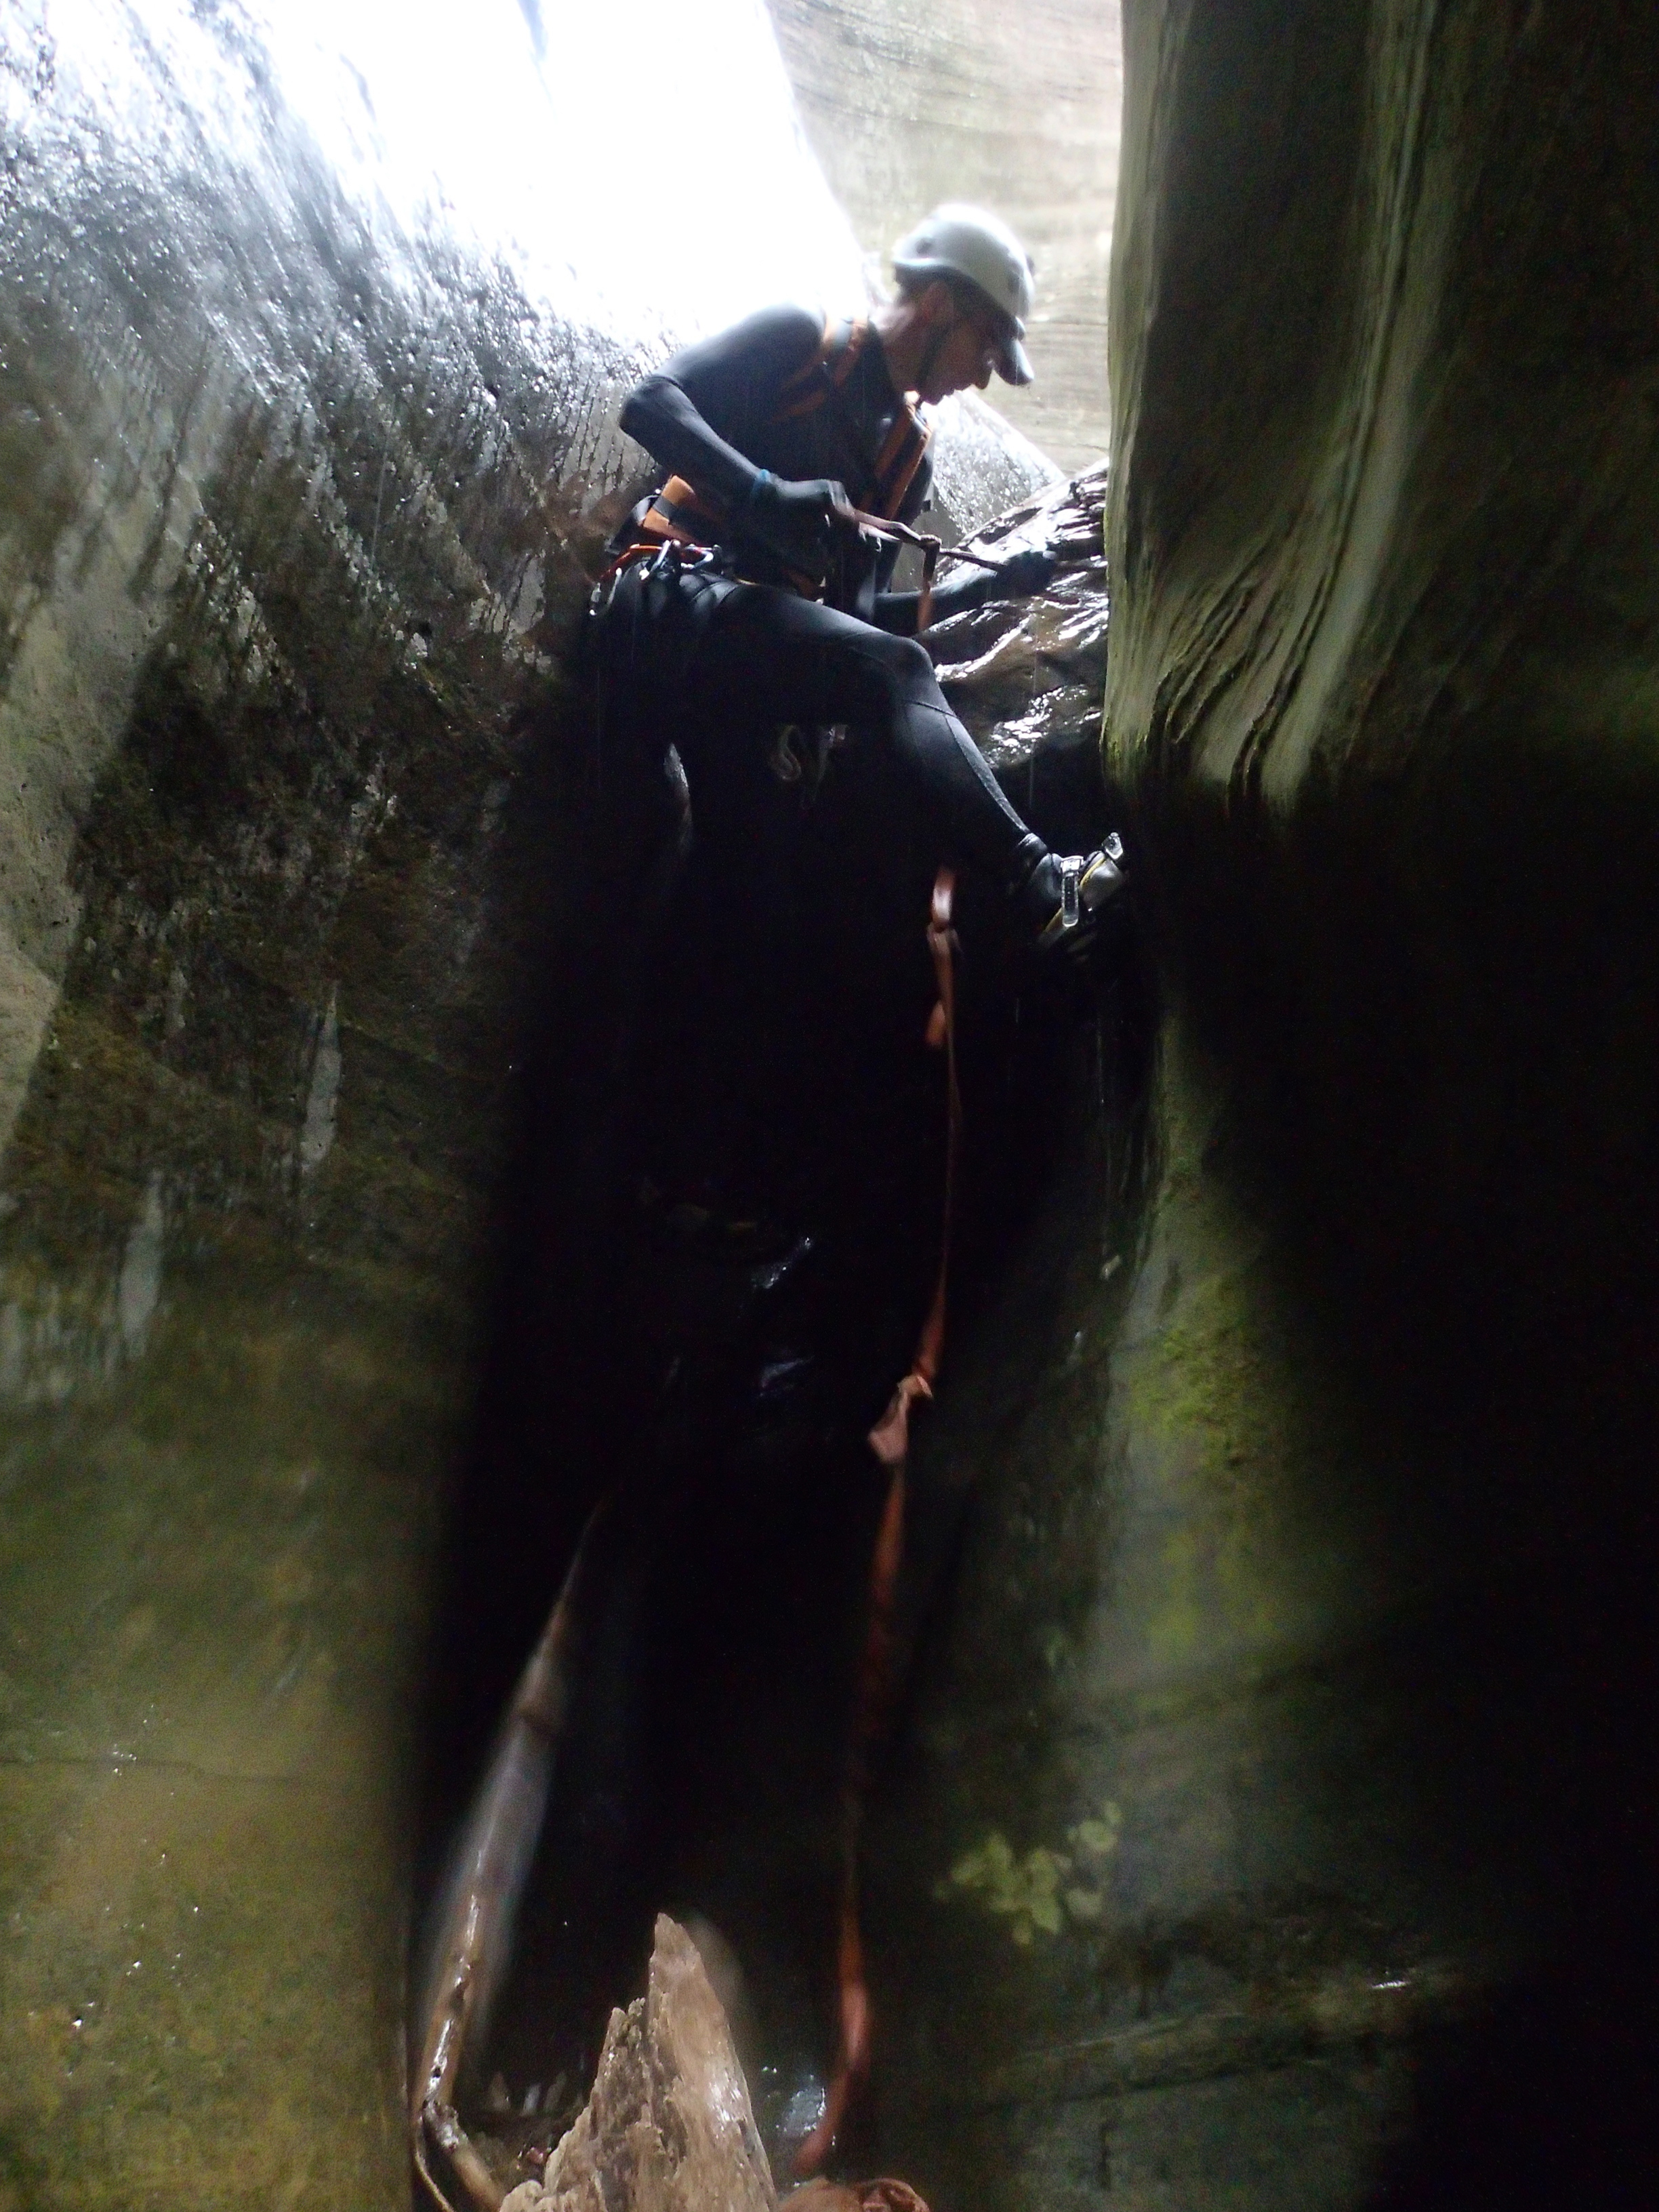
[917, 284, 1004, 403]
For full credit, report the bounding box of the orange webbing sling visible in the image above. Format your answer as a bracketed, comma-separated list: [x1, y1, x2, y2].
[794, 867, 961, 2179]
[636, 474, 729, 551]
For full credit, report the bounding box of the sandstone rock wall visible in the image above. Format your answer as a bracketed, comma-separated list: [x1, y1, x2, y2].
[1107, 0, 1659, 1364]
[1088, 0, 1653, 2192]
[851, 7, 1656, 2207]
[0, 5, 1044, 2203]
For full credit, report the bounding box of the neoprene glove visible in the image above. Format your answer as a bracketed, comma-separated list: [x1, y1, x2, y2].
[931, 542, 1057, 623]
[743, 472, 850, 577]
[997, 544, 1057, 596]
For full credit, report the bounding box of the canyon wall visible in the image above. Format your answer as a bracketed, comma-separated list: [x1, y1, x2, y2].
[0, 5, 1045, 2202]
[855, 5, 1655, 2207]
[5, 0, 1652, 2205]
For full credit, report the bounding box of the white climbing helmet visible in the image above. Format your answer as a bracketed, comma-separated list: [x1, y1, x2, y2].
[891, 203, 1036, 386]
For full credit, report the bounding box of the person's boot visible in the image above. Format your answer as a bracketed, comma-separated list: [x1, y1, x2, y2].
[1010, 832, 1126, 950]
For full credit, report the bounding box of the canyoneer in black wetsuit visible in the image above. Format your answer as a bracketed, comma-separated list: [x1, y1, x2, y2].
[593, 203, 1124, 949]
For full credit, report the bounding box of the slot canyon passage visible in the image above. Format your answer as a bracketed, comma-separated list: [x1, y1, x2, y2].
[1, 0, 1656, 2205]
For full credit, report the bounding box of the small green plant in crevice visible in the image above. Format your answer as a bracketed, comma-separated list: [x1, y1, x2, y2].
[937, 1801, 1122, 1946]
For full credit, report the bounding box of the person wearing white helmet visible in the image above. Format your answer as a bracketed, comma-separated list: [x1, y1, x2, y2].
[596, 203, 1122, 949]
[888, 201, 1037, 391]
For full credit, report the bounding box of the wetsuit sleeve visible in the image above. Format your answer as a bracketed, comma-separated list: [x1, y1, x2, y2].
[873, 566, 991, 636]
[619, 306, 827, 515]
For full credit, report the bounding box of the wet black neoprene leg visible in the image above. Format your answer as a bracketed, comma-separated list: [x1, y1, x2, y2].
[693, 584, 1048, 895]
[847, 632, 1045, 886]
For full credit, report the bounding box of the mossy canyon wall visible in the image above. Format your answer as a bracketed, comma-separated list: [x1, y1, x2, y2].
[1095, 0, 1658, 2192]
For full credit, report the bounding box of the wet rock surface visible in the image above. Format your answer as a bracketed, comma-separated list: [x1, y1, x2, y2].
[501, 1916, 778, 2212]
[0, 12, 655, 2198]
[931, 468, 1109, 772]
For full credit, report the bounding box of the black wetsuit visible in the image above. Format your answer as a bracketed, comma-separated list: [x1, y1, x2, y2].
[606, 306, 1036, 887]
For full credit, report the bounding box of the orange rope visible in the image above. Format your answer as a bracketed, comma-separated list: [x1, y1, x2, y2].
[796, 867, 960, 2178]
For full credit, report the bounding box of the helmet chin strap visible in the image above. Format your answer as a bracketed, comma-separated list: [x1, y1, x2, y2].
[914, 313, 956, 400]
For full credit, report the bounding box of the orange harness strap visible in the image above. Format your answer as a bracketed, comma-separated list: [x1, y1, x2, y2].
[638, 316, 931, 575]
[796, 867, 960, 2180]
[773, 314, 869, 420]
[638, 473, 728, 548]
[594, 536, 665, 587]
[870, 405, 932, 525]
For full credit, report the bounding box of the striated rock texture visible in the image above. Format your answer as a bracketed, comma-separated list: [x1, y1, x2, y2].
[1103, 0, 1659, 1644]
[1105, 0, 1659, 1369]
[503, 1917, 777, 2212]
[848, 4, 1657, 2209]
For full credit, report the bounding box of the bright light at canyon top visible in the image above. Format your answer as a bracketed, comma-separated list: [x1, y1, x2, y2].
[238, 0, 866, 342]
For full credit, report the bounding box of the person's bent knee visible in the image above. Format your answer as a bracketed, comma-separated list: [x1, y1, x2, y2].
[856, 629, 937, 704]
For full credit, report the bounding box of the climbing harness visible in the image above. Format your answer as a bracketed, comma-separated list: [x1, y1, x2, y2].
[773, 317, 933, 525]
[599, 314, 1001, 633]
[602, 499, 998, 638]
[628, 316, 933, 597]
[795, 866, 962, 2179]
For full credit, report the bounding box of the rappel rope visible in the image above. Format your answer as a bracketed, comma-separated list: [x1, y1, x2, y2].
[796, 865, 962, 2179]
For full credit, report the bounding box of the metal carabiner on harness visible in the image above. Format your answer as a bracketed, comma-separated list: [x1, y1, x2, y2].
[1060, 854, 1082, 931]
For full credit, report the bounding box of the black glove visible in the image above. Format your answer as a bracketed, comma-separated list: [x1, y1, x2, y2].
[996, 544, 1057, 596]
[743, 471, 851, 578]
[930, 541, 1057, 623]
